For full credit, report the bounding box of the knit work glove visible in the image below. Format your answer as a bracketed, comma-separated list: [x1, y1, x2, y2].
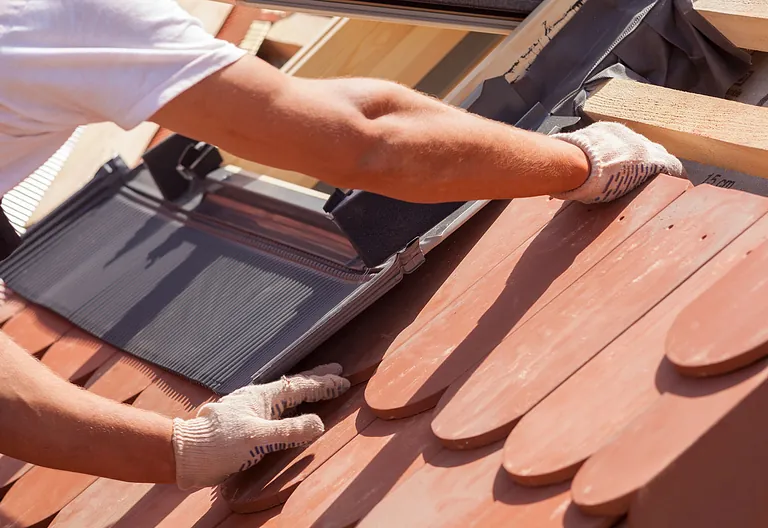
[551, 122, 684, 204]
[172, 363, 350, 490]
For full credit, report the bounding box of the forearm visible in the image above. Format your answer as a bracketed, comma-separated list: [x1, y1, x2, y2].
[152, 56, 588, 203]
[0, 332, 175, 483]
[332, 79, 590, 203]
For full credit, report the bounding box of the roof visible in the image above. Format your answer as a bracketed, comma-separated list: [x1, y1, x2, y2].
[3, 1, 768, 527]
[2, 169, 768, 527]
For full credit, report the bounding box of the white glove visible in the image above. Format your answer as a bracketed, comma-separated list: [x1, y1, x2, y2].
[551, 122, 684, 204]
[172, 363, 350, 490]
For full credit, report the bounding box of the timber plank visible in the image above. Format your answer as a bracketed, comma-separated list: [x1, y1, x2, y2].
[583, 78, 768, 180]
[695, 0, 768, 52]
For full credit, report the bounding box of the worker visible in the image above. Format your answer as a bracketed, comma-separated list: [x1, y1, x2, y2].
[0, 0, 684, 492]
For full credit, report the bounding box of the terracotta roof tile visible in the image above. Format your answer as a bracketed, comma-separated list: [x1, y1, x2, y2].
[365, 175, 687, 420]
[572, 358, 768, 517]
[666, 234, 768, 377]
[431, 184, 768, 449]
[2, 306, 71, 355]
[359, 442, 614, 528]
[279, 411, 443, 527]
[5, 171, 768, 526]
[222, 383, 375, 513]
[502, 212, 768, 486]
[39, 328, 117, 383]
[51, 481, 230, 528]
[0, 290, 25, 325]
[293, 198, 558, 385]
[216, 507, 283, 528]
[0, 467, 97, 528]
[83, 353, 159, 402]
[0, 458, 31, 498]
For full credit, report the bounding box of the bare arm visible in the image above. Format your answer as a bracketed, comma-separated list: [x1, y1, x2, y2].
[0, 332, 175, 483]
[151, 55, 589, 203]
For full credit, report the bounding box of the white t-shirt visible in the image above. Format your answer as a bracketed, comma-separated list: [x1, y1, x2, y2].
[0, 0, 247, 195]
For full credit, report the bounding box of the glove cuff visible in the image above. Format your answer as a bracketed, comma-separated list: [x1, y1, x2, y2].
[172, 416, 222, 490]
[549, 130, 604, 203]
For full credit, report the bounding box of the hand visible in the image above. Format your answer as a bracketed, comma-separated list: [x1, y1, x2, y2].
[172, 363, 350, 490]
[551, 122, 685, 204]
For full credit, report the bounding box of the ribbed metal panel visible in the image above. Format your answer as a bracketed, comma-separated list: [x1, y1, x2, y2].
[1, 181, 398, 394]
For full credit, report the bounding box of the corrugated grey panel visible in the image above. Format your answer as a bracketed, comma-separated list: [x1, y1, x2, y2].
[1, 181, 393, 394]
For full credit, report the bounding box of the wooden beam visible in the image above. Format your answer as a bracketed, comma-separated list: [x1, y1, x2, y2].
[694, 0, 768, 52]
[445, 0, 587, 105]
[221, 18, 467, 187]
[583, 78, 768, 180]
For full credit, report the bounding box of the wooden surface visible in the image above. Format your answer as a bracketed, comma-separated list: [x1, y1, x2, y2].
[503, 211, 768, 486]
[695, 0, 768, 52]
[446, 0, 587, 105]
[431, 184, 768, 449]
[584, 78, 768, 180]
[365, 176, 685, 421]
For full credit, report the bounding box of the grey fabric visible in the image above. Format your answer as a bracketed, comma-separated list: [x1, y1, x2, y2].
[466, 0, 751, 131]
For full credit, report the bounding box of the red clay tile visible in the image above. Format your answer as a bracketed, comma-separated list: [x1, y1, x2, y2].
[40, 328, 117, 383]
[627, 366, 768, 528]
[132, 373, 214, 419]
[83, 352, 159, 402]
[0, 458, 32, 497]
[572, 359, 768, 517]
[279, 411, 442, 528]
[0, 466, 97, 528]
[216, 507, 283, 528]
[431, 185, 768, 449]
[2, 306, 71, 355]
[0, 290, 25, 325]
[365, 176, 687, 420]
[221, 383, 375, 513]
[296, 198, 565, 384]
[359, 443, 614, 528]
[51, 480, 230, 528]
[666, 237, 768, 377]
[502, 213, 768, 486]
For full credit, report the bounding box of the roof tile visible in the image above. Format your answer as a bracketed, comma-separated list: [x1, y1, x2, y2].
[666, 233, 768, 376]
[431, 184, 768, 449]
[294, 198, 558, 385]
[222, 383, 374, 513]
[573, 358, 768, 516]
[358, 442, 614, 528]
[503, 212, 768, 486]
[40, 328, 117, 383]
[2, 306, 71, 355]
[279, 411, 443, 527]
[365, 175, 687, 420]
